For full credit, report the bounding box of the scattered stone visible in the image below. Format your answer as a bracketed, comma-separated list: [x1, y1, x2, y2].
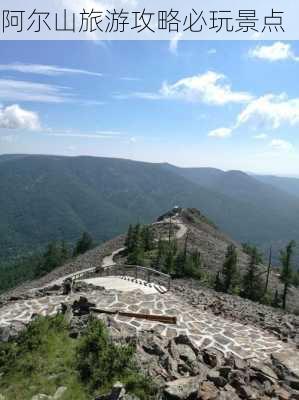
[202, 349, 224, 368]
[163, 376, 199, 399]
[0, 321, 26, 342]
[271, 352, 299, 380]
[207, 370, 227, 387]
[53, 387, 67, 399]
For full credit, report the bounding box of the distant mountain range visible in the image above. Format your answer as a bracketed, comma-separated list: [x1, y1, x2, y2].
[1, 154, 299, 264]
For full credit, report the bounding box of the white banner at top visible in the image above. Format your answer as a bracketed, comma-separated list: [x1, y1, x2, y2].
[0, 0, 297, 40]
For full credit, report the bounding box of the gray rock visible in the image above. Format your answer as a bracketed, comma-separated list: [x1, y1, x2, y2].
[207, 370, 227, 387]
[237, 385, 259, 399]
[53, 387, 67, 399]
[198, 381, 219, 399]
[0, 321, 26, 342]
[163, 376, 199, 399]
[202, 349, 224, 368]
[31, 395, 51, 400]
[271, 351, 299, 379]
[249, 360, 278, 383]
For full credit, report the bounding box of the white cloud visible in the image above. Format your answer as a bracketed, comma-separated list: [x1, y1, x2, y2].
[0, 63, 103, 77]
[253, 133, 268, 140]
[128, 71, 253, 106]
[0, 104, 40, 130]
[160, 71, 253, 105]
[47, 129, 124, 139]
[237, 94, 299, 129]
[0, 79, 72, 103]
[0, 79, 100, 105]
[208, 127, 232, 138]
[270, 139, 294, 152]
[249, 42, 299, 62]
[169, 33, 182, 55]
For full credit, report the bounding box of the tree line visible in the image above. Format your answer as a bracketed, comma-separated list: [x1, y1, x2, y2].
[125, 224, 299, 311]
[125, 224, 205, 281]
[215, 241, 298, 310]
[0, 232, 93, 294]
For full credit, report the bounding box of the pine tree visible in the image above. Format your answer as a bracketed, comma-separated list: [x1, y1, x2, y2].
[141, 226, 155, 252]
[242, 247, 263, 301]
[280, 240, 296, 310]
[222, 244, 238, 293]
[42, 242, 61, 273]
[127, 224, 145, 266]
[214, 271, 223, 292]
[230, 267, 241, 295]
[125, 224, 134, 253]
[164, 248, 175, 275]
[73, 232, 93, 256]
[187, 250, 201, 279]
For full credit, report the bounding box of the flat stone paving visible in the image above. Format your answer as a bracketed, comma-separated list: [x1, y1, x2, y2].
[0, 288, 297, 362]
[83, 276, 160, 294]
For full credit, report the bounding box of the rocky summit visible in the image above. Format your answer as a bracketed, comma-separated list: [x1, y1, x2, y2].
[0, 208, 299, 400]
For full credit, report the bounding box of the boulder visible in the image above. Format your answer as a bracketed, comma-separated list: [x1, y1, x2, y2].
[0, 321, 26, 342]
[163, 377, 199, 399]
[202, 349, 224, 368]
[53, 387, 67, 399]
[207, 370, 227, 387]
[198, 381, 219, 400]
[271, 351, 299, 379]
[249, 360, 278, 383]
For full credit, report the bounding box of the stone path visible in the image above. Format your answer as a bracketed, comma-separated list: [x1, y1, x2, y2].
[83, 276, 159, 294]
[102, 247, 126, 268]
[0, 288, 296, 362]
[153, 215, 187, 240]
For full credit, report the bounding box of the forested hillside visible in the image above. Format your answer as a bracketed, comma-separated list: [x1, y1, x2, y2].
[1, 154, 299, 264]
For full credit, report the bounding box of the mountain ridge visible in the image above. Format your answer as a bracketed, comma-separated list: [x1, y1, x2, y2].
[1, 154, 299, 265]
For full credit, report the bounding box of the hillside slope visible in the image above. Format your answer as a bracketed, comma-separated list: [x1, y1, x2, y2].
[165, 164, 299, 259]
[254, 174, 299, 198]
[1, 155, 299, 263]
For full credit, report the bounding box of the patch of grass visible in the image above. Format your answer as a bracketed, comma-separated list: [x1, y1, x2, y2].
[0, 315, 87, 400]
[75, 318, 156, 400]
[0, 315, 156, 400]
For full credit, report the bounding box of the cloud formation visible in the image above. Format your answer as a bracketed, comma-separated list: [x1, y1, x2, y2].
[249, 42, 299, 62]
[237, 94, 299, 129]
[160, 71, 253, 105]
[0, 104, 40, 130]
[0, 63, 103, 77]
[130, 71, 253, 106]
[0, 79, 72, 103]
[169, 33, 182, 55]
[208, 127, 232, 138]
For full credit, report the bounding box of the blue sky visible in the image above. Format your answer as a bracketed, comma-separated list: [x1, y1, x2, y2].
[0, 40, 299, 175]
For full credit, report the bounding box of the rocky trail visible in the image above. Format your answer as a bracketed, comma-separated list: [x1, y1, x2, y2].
[1, 212, 299, 399]
[0, 286, 296, 364]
